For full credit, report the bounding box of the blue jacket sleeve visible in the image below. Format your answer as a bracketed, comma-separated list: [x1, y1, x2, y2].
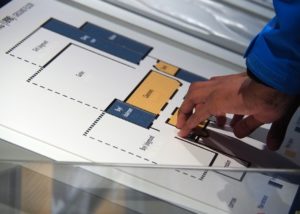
[244, 0, 300, 95]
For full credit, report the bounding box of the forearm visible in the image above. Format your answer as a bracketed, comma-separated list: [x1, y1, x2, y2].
[240, 74, 296, 122]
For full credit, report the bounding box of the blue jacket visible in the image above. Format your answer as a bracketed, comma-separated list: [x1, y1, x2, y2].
[244, 0, 300, 95]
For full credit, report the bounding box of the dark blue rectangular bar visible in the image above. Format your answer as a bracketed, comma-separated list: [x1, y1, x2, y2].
[268, 180, 283, 189]
[106, 99, 156, 129]
[176, 69, 207, 83]
[42, 19, 142, 64]
[295, 126, 300, 133]
[81, 22, 152, 58]
[0, 0, 11, 8]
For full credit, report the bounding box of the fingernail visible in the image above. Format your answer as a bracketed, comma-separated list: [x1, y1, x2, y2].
[178, 130, 185, 137]
[178, 130, 183, 137]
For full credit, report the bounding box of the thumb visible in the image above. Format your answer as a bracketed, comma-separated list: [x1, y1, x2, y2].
[266, 120, 287, 151]
[266, 102, 299, 150]
[232, 115, 264, 138]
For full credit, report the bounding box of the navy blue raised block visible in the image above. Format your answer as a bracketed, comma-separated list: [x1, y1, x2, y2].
[42, 19, 143, 64]
[176, 69, 207, 83]
[0, 0, 11, 8]
[106, 99, 156, 129]
[81, 22, 152, 59]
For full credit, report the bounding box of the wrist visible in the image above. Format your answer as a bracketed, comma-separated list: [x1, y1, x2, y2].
[241, 76, 292, 112]
[247, 69, 271, 88]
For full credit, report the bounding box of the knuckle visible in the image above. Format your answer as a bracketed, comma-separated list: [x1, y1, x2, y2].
[195, 104, 202, 111]
[188, 82, 199, 91]
[210, 76, 219, 81]
[188, 94, 201, 104]
[188, 117, 200, 129]
[178, 107, 187, 115]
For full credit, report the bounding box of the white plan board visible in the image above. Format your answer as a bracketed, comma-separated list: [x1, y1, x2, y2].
[0, 1, 299, 213]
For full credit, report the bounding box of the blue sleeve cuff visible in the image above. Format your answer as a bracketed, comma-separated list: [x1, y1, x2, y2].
[244, 0, 300, 95]
[246, 48, 300, 95]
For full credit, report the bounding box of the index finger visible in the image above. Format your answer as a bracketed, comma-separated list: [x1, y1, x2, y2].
[176, 98, 195, 129]
[177, 84, 210, 128]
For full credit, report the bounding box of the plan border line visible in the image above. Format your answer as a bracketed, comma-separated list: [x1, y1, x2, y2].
[6, 26, 40, 54]
[175, 137, 247, 181]
[87, 135, 158, 164]
[71, 43, 137, 69]
[5, 18, 54, 54]
[43, 43, 71, 67]
[30, 82, 101, 111]
[7, 53, 43, 68]
[175, 136, 218, 167]
[83, 112, 105, 136]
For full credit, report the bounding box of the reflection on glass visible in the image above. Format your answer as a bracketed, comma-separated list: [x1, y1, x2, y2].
[0, 162, 299, 214]
[104, 0, 266, 53]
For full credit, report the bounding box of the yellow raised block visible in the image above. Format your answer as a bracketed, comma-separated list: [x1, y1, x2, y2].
[126, 71, 181, 114]
[167, 107, 209, 129]
[155, 60, 179, 76]
[167, 108, 180, 127]
[284, 149, 297, 158]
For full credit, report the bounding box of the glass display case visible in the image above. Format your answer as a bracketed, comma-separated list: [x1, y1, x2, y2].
[0, 1, 299, 213]
[0, 160, 299, 214]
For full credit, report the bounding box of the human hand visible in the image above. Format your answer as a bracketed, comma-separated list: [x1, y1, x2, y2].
[176, 72, 298, 150]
